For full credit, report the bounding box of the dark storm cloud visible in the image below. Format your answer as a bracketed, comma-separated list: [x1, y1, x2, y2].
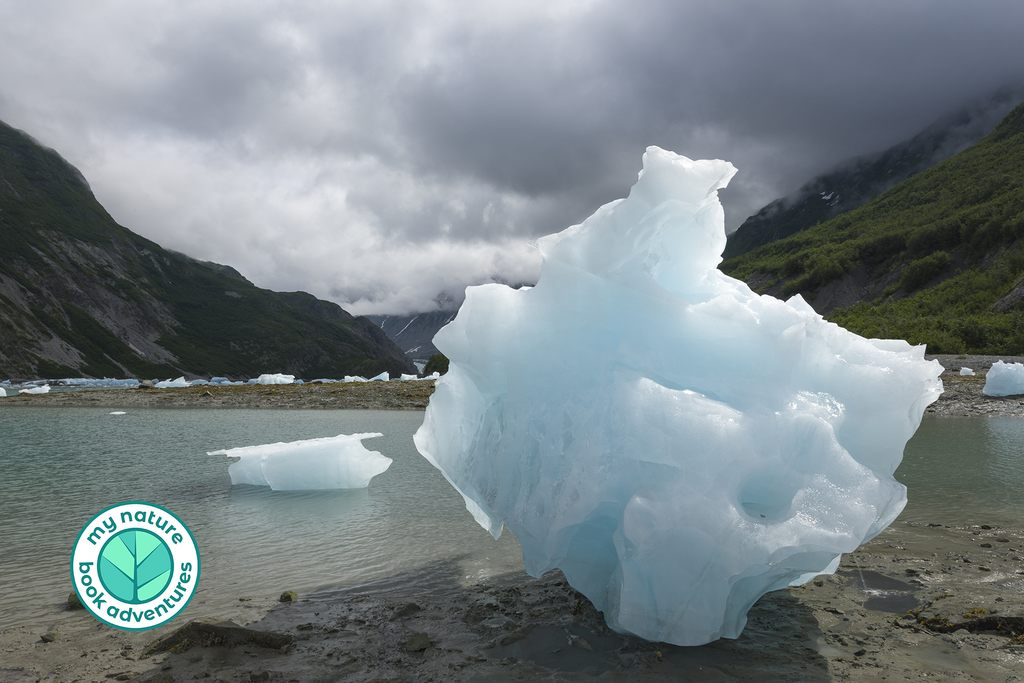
[1, 0, 1023, 313]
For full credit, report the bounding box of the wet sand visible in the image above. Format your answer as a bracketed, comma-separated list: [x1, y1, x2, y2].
[3, 520, 1023, 682]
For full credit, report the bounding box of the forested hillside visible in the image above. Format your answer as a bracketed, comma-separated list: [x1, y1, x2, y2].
[722, 102, 1024, 354]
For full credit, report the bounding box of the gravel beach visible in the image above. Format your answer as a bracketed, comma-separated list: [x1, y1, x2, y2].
[0, 379, 437, 410]
[3, 357, 1023, 682]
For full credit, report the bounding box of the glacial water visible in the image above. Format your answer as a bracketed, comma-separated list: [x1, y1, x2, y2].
[0, 407, 523, 631]
[0, 408, 1021, 631]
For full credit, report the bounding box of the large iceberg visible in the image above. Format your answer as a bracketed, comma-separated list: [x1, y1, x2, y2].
[208, 433, 391, 490]
[414, 147, 942, 646]
[983, 360, 1024, 396]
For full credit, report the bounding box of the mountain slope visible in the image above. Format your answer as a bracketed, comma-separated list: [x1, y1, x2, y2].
[0, 120, 415, 380]
[367, 311, 458, 365]
[721, 101, 1024, 354]
[724, 91, 1023, 260]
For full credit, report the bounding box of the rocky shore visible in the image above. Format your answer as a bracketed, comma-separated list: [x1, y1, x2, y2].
[4, 354, 1024, 416]
[926, 355, 1024, 417]
[0, 379, 437, 410]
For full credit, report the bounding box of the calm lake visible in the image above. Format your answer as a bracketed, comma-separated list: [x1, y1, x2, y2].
[0, 408, 1021, 631]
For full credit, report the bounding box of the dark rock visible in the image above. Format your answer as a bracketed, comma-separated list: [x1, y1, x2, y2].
[68, 591, 85, 610]
[279, 591, 298, 603]
[40, 632, 60, 643]
[142, 618, 293, 658]
[390, 602, 422, 621]
[406, 633, 431, 652]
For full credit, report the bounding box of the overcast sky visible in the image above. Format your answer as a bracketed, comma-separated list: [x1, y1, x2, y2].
[2, 1, 1023, 315]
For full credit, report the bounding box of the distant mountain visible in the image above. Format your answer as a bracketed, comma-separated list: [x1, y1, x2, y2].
[724, 91, 1024, 260]
[0, 119, 415, 381]
[367, 310, 458, 365]
[722, 100, 1024, 354]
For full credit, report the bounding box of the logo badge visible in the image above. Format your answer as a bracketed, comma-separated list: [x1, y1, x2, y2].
[71, 502, 200, 630]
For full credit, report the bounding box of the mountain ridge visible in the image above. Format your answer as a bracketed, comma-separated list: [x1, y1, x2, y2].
[0, 119, 415, 381]
[724, 91, 1024, 260]
[722, 99, 1024, 354]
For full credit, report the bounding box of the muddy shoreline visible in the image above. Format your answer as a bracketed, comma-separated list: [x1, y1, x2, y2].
[3, 520, 1022, 682]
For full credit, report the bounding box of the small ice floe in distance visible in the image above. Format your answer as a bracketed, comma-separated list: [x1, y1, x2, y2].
[155, 377, 189, 388]
[208, 433, 391, 490]
[19, 385, 50, 394]
[983, 360, 1024, 396]
[960, 367, 975, 376]
[255, 373, 295, 385]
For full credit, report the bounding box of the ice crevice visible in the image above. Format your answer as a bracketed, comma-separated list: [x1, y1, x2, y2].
[413, 147, 942, 646]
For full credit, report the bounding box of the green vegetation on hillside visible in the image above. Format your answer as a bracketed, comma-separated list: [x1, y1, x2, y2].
[721, 102, 1024, 354]
[424, 353, 449, 376]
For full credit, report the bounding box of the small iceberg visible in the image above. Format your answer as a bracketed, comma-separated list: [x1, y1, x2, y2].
[156, 377, 189, 388]
[19, 385, 50, 395]
[255, 373, 295, 385]
[960, 367, 975, 376]
[983, 361, 1024, 396]
[208, 433, 391, 490]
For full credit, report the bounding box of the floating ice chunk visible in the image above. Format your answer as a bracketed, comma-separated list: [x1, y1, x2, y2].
[208, 433, 390, 490]
[156, 377, 189, 388]
[210, 377, 231, 384]
[19, 385, 50, 394]
[110, 411, 126, 415]
[343, 376, 367, 383]
[369, 372, 389, 382]
[256, 373, 295, 385]
[0, 387, 6, 397]
[983, 361, 1024, 396]
[414, 147, 942, 647]
[960, 367, 975, 376]
[400, 374, 419, 381]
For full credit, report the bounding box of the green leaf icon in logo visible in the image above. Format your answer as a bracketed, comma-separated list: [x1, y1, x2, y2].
[98, 530, 173, 604]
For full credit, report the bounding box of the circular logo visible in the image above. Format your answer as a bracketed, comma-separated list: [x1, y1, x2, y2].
[71, 502, 200, 631]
